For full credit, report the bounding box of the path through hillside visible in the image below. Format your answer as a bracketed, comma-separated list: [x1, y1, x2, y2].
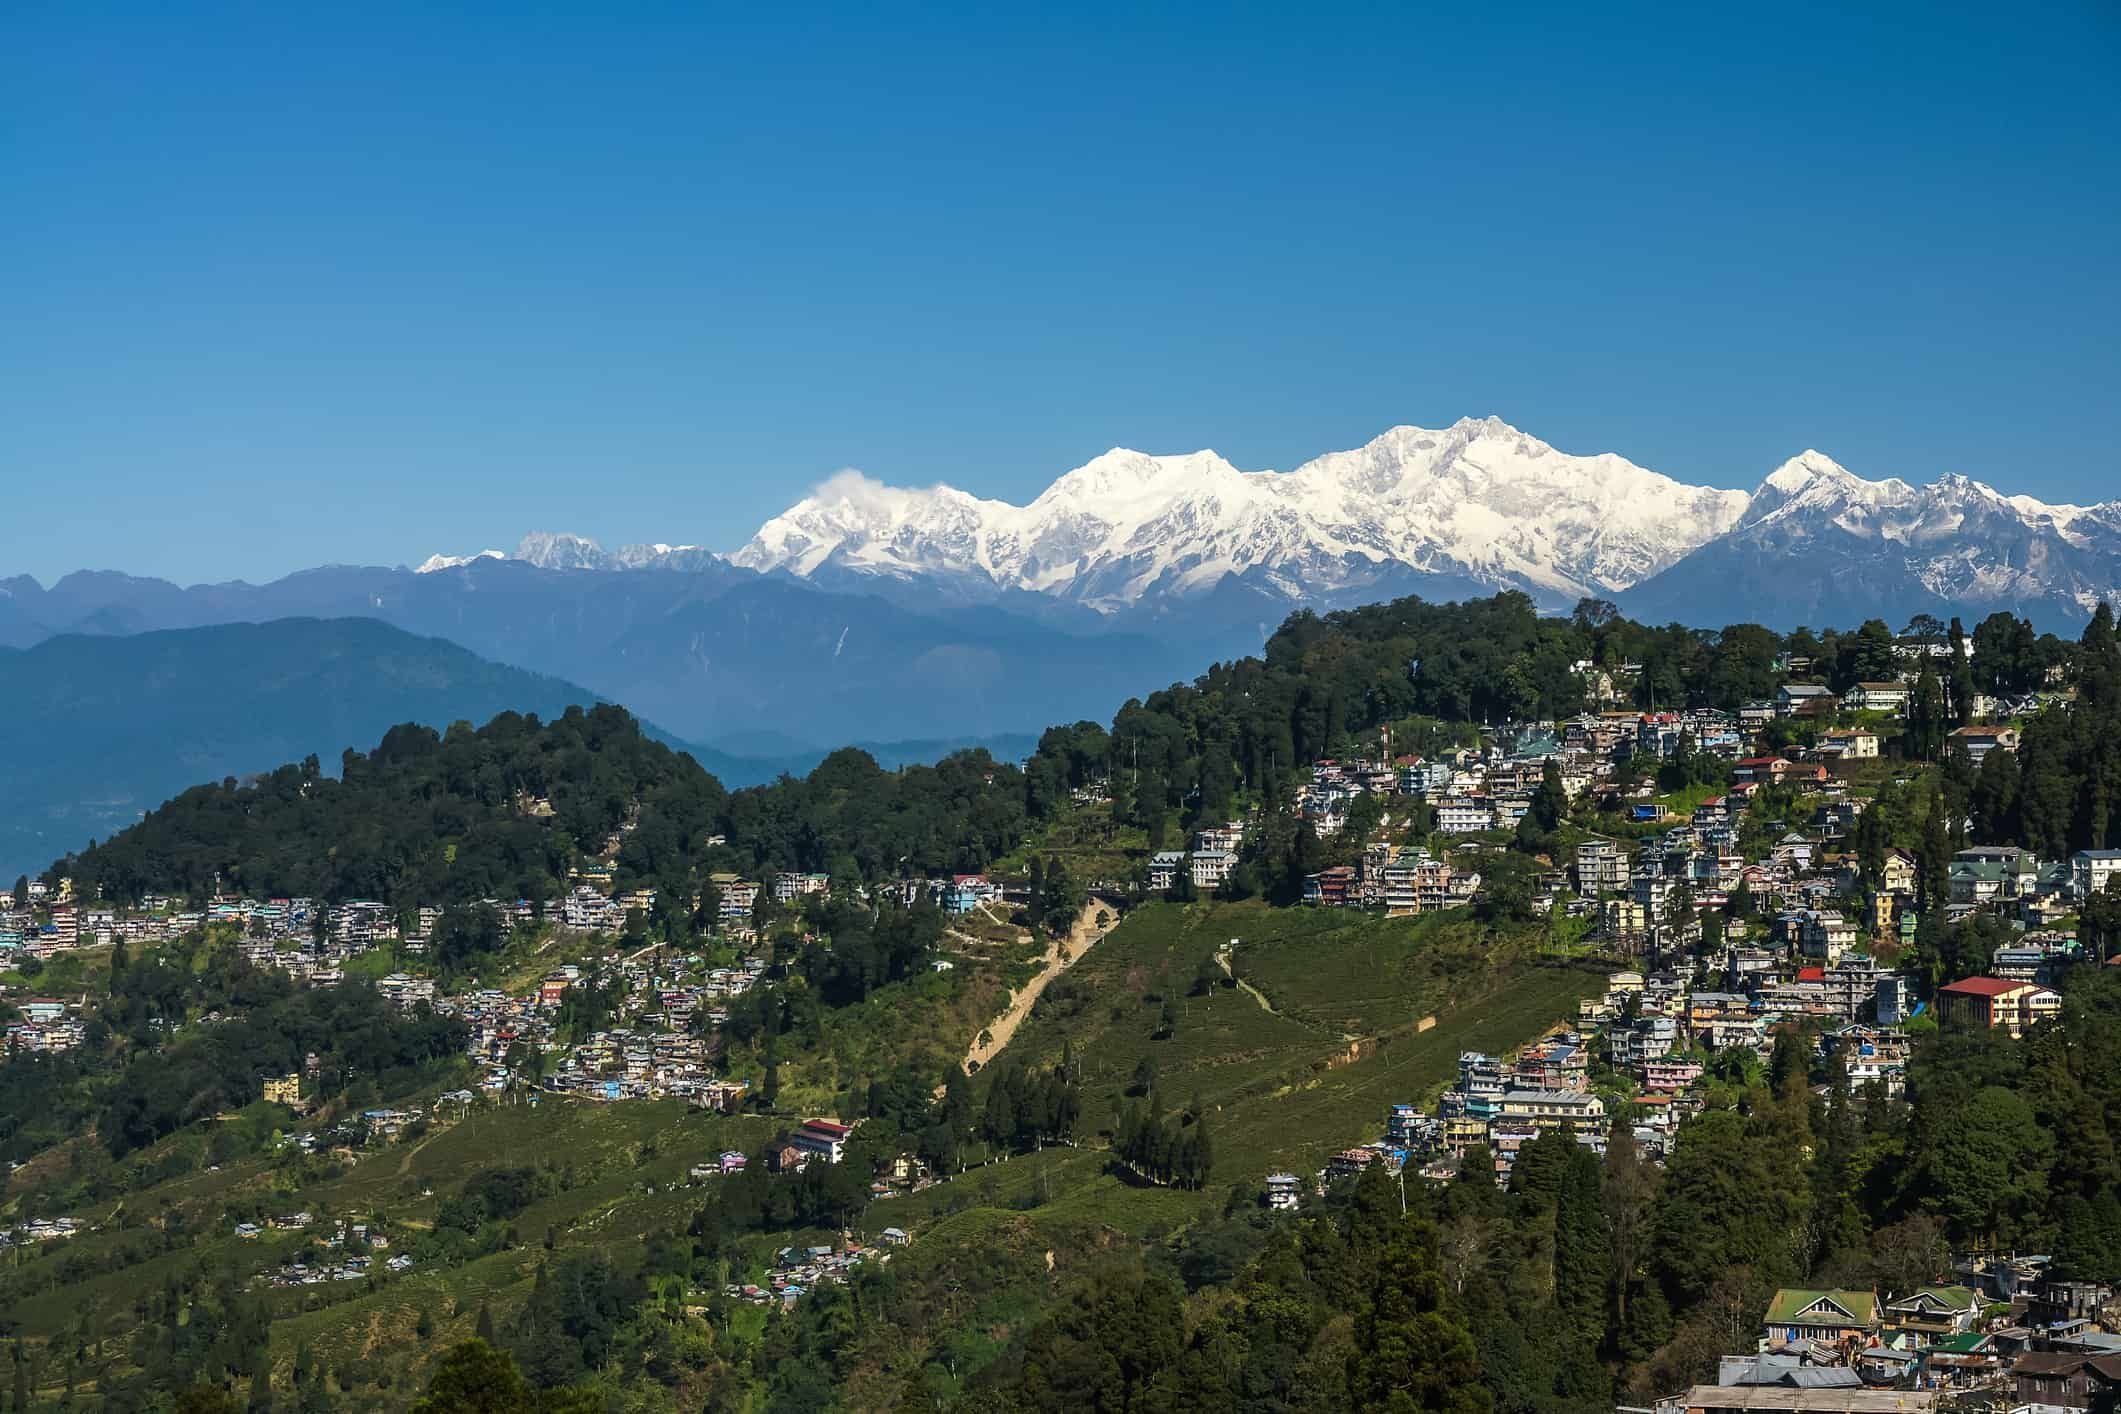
[1215, 940, 1283, 1017]
[953, 897, 1120, 1080]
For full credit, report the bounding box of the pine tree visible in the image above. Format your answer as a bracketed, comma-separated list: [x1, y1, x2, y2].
[1553, 1144, 1609, 1352]
[1948, 617, 1977, 726]
[1531, 759, 1568, 833]
[1347, 1221, 1487, 1414]
[1906, 659, 1948, 760]
[1919, 806, 1950, 915]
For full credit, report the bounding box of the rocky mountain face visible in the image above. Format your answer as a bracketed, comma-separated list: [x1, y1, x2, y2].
[1622, 452, 2121, 629]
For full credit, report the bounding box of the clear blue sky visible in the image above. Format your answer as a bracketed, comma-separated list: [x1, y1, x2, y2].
[8, 1, 2119, 585]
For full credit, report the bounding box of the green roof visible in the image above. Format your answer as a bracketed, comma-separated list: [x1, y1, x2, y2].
[1766, 1288, 1879, 1327]
[1916, 1285, 1980, 1312]
[1930, 1331, 1990, 1354]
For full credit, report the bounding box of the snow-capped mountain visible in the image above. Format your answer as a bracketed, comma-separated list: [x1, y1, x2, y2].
[1623, 451, 2121, 629]
[414, 549, 506, 574]
[416, 533, 715, 575]
[730, 417, 1753, 613]
[411, 420, 2119, 633]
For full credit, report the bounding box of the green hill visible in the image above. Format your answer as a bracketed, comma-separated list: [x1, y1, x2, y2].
[0, 618, 619, 883]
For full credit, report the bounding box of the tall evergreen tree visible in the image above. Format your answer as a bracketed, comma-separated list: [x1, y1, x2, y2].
[1347, 1219, 1490, 1414]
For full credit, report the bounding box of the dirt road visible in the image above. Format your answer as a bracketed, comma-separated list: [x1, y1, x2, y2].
[955, 897, 1120, 1078]
[1215, 940, 1282, 1017]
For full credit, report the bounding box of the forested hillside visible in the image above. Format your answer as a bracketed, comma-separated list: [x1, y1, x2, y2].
[50, 595, 2121, 912]
[0, 618, 614, 883]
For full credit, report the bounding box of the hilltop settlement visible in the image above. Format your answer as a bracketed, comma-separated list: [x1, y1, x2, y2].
[6, 595, 2121, 1411]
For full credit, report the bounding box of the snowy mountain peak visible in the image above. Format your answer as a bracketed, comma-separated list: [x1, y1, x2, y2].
[513, 532, 610, 571]
[415, 549, 505, 574]
[407, 421, 2120, 633]
[1760, 450, 1857, 497]
[1745, 453, 1927, 536]
[414, 534, 717, 575]
[731, 420, 1756, 612]
[1629, 447, 2121, 627]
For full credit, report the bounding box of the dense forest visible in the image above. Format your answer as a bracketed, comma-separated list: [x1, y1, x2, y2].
[53, 705, 1026, 913]
[50, 598, 2121, 924]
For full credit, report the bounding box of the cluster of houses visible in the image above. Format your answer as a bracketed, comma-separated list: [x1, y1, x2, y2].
[724, 1237, 888, 1309]
[1301, 740, 1593, 843]
[1660, 1257, 2121, 1412]
[1162, 654, 2101, 950]
[0, 1216, 84, 1250]
[225, 1210, 416, 1287]
[4, 994, 84, 1053]
[1299, 842, 1477, 913]
[251, 1252, 414, 1287]
[1292, 905, 2108, 1205]
[414, 953, 768, 1104]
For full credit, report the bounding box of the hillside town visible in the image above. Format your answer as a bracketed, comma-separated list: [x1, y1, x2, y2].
[1210, 644, 2121, 1408]
[7, 620, 2121, 1413]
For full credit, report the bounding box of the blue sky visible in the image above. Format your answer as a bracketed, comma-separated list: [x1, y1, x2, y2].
[7, 1, 2119, 585]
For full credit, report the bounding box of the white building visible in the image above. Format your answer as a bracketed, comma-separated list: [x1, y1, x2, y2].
[1190, 851, 1236, 893]
[2074, 850, 2121, 905]
[1435, 797, 1493, 834]
[1263, 1173, 1302, 1212]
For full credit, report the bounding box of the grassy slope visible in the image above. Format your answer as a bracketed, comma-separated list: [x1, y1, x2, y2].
[833, 901, 1606, 1402]
[2, 899, 1607, 1405]
[986, 900, 1607, 1178]
[2, 1100, 776, 1395]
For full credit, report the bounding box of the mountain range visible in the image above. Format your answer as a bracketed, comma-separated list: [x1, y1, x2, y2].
[0, 557, 1177, 748]
[731, 417, 1752, 614]
[1624, 450, 2121, 628]
[721, 418, 2120, 630]
[406, 416, 2119, 633]
[7, 417, 2116, 767]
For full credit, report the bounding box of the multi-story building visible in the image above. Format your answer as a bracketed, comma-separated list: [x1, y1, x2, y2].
[1301, 866, 1357, 908]
[1575, 839, 1629, 897]
[1190, 850, 1236, 894]
[1369, 849, 1452, 914]
[1937, 976, 2061, 1038]
[1497, 1089, 1606, 1130]
[1435, 797, 1493, 834]
[2073, 849, 2121, 905]
[1799, 910, 1858, 966]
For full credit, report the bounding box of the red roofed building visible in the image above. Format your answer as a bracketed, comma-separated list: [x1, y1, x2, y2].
[792, 1118, 854, 1165]
[1938, 977, 2061, 1038]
